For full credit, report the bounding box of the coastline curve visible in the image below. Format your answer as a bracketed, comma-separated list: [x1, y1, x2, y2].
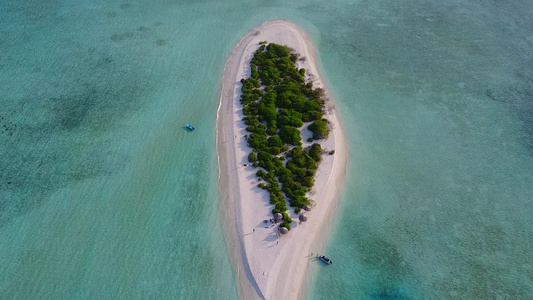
[216, 20, 348, 300]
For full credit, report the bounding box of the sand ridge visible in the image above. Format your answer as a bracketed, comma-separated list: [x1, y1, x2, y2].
[216, 20, 348, 300]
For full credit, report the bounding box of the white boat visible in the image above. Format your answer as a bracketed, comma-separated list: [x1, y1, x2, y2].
[318, 255, 332, 265]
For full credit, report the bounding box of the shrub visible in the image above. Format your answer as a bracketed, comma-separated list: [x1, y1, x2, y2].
[281, 212, 292, 223]
[279, 126, 301, 145]
[270, 147, 281, 155]
[308, 119, 329, 140]
[248, 152, 257, 163]
[280, 222, 291, 230]
[266, 126, 278, 136]
[275, 202, 286, 211]
[242, 43, 330, 215]
[267, 136, 283, 148]
[270, 194, 280, 205]
[272, 208, 283, 215]
[256, 169, 266, 178]
[247, 133, 267, 149]
[308, 143, 322, 162]
[267, 43, 291, 58]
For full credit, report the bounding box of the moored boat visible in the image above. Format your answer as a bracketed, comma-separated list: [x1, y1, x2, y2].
[186, 124, 195, 131]
[318, 255, 332, 265]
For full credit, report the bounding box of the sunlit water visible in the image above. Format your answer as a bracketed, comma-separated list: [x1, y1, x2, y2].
[1, 0, 531, 299]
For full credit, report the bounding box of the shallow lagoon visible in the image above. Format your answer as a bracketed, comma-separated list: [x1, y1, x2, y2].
[1, 0, 532, 299]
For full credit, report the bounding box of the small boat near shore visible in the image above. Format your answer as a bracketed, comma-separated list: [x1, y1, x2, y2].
[318, 255, 332, 265]
[186, 124, 195, 131]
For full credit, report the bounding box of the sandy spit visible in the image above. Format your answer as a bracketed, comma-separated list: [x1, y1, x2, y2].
[216, 20, 348, 300]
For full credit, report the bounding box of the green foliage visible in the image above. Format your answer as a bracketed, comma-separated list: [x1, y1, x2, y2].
[267, 43, 291, 57]
[289, 53, 298, 63]
[240, 42, 329, 215]
[301, 176, 314, 187]
[267, 136, 283, 148]
[308, 119, 330, 140]
[266, 126, 277, 136]
[257, 151, 275, 171]
[278, 109, 303, 128]
[272, 207, 283, 215]
[289, 196, 311, 209]
[256, 169, 266, 178]
[302, 110, 324, 122]
[281, 212, 292, 223]
[270, 147, 281, 155]
[280, 222, 291, 230]
[308, 143, 322, 162]
[248, 152, 257, 163]
[247, 132, 267, 149]
[279, 126, 301, 145]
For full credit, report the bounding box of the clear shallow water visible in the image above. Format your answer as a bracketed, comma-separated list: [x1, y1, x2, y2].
[0, 0, 532, 299]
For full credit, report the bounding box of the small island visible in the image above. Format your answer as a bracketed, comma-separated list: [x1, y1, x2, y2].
[240, 42, 331, 231]
[217, 20, 348, 300]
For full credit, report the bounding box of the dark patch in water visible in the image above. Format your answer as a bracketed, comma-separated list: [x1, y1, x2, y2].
[357, 233, 413, 288]
[0, 116, 18, 136]
[370, 288, 412, 300]
[484, 84, 533, 155]
[156, 39, 167, 46]
[106, 11, 117, 19]
[137, 26, 150, 32]
[0, 52, 149, 226]
[51, 90, 97, 129]
[110, 32, 134, 42]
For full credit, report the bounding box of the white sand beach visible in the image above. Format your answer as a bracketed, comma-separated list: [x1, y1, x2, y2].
[217, 20, 348, 300]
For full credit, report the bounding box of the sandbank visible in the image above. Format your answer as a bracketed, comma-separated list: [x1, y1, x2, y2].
[216, 20, 348, 300]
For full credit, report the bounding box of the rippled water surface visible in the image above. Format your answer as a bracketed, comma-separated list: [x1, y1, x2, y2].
[1, 0, 531, 299]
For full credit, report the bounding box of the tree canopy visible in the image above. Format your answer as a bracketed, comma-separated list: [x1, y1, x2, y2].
[239, 42, 331, 226]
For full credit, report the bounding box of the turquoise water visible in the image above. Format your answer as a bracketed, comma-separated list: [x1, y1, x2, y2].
[1, 0, 532, 299]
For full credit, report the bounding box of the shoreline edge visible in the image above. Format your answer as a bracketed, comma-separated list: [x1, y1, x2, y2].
[216, 20, 349, 300]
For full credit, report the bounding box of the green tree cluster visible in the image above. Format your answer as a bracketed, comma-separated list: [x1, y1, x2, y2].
[239, 42, 331, 228]
[308, 119, 330, 140]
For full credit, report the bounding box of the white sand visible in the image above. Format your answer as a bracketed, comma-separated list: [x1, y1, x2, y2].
[217, 20, 348, 300]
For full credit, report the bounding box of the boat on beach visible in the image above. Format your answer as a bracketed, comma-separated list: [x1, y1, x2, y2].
[318, 255, 332, 265]
[186, 124, 195, 131]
